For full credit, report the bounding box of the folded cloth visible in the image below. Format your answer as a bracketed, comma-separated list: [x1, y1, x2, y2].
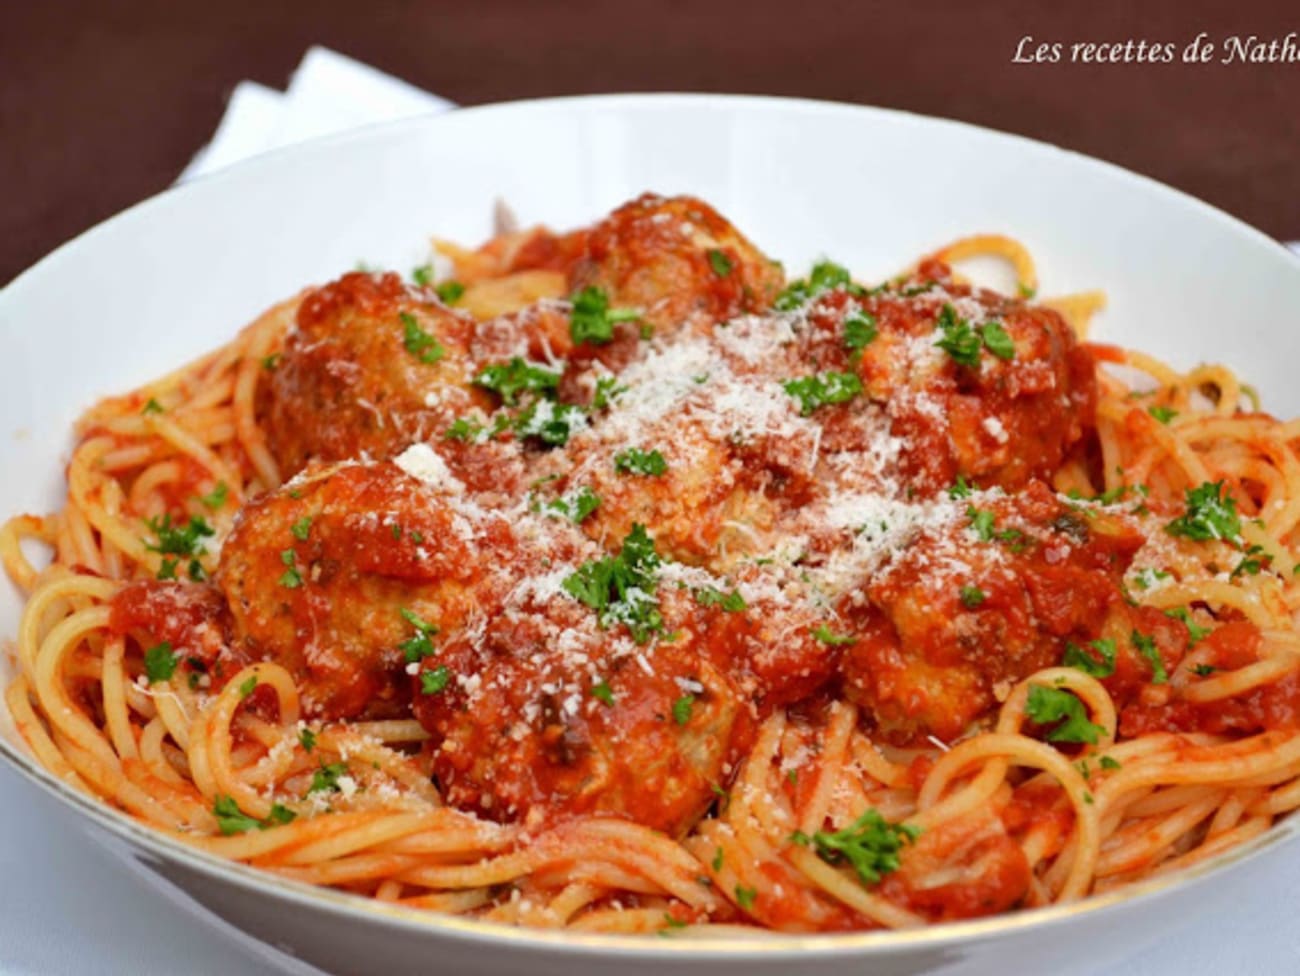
[180, 46, 455, 182]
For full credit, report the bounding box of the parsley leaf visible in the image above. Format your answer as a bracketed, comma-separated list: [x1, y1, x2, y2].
[1132, 630, 1168, 684]
[1063, 638, 1117, 678]
[473, 358, 560, 407]
[812, 624, 855, 646]
[1148, 405, 1178, 424]
[435, 280, 465, 304]
[934, 304, 982, 367]
[773, 259, 863, 310]
[199, 482, 229, 511]
[411, 264, 434, 287]
[238, 675, 258, 698]
[967, 507, 997, 541]
[707, 249, 733, 277]
[1165, 607, 1211, 646]
[734, 885, 758, 910]
[590, 681, 615, 706]
[144, 514, 214, 557]
[1193, 664, 1218, 677]
[695, 587, 747, 612]
[142, 397, 165, 415]
[782, 371, 862, 415]
[308, 762, 347, 794]
[143, 642, 179, 685]
[569, 286, 640, 344]
[213, 795, 262, 835]
[947, 476, 973, 500]
[592, 376, 627, 410]
[959, 585, 986, 609]
[298, 727, 317, 753]
[791, 809, 919, 887]
[843, 310, 878, 352]
[1165, 481, 1241, 543]
[980, 321, 1016, 360]
[278, 548, 303, 588]
[1230, 544, 1269, 580]
[1025, 685, 1105, 745]
[562, 524, 664, 643]
[613, 447, 668, 477]
[1099, 755, 1122, 771]
[513, 400, 585, 446]
[672, 694, 695, 725]
[420, 665, 452, 695]
[290, 516, 312, 541]
[399, 311, 446, 364]
[398, 608, 438, 663]
[542, 486, 602, 524]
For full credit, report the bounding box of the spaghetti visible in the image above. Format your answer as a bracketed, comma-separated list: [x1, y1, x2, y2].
[4, 193, 1300, 935]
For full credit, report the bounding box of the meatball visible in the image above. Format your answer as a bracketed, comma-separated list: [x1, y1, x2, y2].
[262, 271, 491, 476]
[216, 456, 536, 719]
[839, 482, 1144, 743]
[569, 193, 784, 340]
[775, 260, 1096, 496]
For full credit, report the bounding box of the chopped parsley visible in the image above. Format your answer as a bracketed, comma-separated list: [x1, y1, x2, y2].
[812, 624, 856, 646]
[420, 665, 452, 695]
[1165, 481, 1241, 543]
[290, 516, 312, 541]
[238, 675, 258, 698]
[399, 311, 446, 364]
[933, 304, 982, 367]
[213, 795, 262, 835]
[156, 559, 178, 581]
[707, 249, 733, 277]
[947, 475, 974, 500]
[1193, 664, 1218, 677]
[143, 642, 179, 685]
[959, 585, 987, 609]
[695, 587, 747, 612]
[592, 376, 627, 410]
[782, 371, 862, 415]
[1063, 638, 1117, 679]
[613, 447, 668, 477]
[980, 321, 1016, 360]
[1165, 607, 1210, 646]
[473, 357, 560, 406]
[672, 694, 695, 725]
[790, 809, 919, 887]
[1148, 405, 1178, 424]
[843, 310, 878, 352]
[398, 608, 438, 663]
[591, 681, 615, 706]
[734, 885, 758, 911]
[541, 486, 601, 524]
[1132, 630, 1168, 684]
[199, 482, 229, 511]
[514, 400, 585, 447]
[260, 353, 282, 371]
[967, 507, 997, 541]
[1230, 544, 1269, 580]
[445, 417, 485, 442]
[562, 524, 664, 643]
[569, 286, 640, 344]
[308, 762, 347, 794]
[142, 397, 165, 415]
[712, 846, 725, 871]
[933, 304, 1015, 366]
[298, 727, 317, 753]
[1099, 755, 1122, 771]
[411, 264, 434, 287]
[278, 548, 303, 588]
[1025, 685, 1105, 745]
[144, 513, 214, 558]
[1132, 567, 1171, 591]
[773, 259, 863, 310]
[435, 280, 465, 304]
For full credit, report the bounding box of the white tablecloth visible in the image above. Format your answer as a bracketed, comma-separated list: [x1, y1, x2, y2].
[4, 47, 1300, 975]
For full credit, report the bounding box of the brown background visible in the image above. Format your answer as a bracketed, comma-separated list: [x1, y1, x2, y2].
[3, 0, 1297, 285]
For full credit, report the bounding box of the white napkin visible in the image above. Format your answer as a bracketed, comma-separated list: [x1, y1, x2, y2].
[179, 47, 456, 182]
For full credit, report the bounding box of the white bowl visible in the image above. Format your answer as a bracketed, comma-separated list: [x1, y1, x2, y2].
[2, 94, 1299, 976]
